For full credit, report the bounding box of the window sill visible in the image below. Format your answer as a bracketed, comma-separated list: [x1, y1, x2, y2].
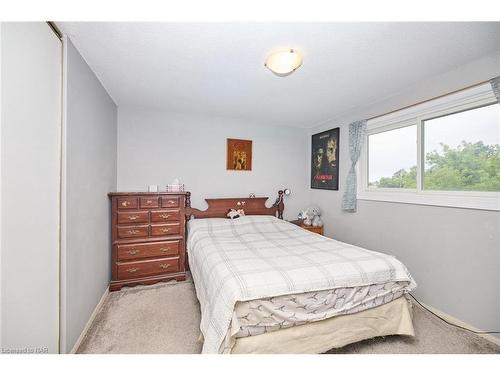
[357, 189, 500, 211]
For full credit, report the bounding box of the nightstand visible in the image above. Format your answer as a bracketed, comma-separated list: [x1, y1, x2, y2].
[289, 219, 324, 236]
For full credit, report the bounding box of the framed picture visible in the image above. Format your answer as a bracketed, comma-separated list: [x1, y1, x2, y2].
[227, 138, 252, 171]
[311, 127, 340, 190]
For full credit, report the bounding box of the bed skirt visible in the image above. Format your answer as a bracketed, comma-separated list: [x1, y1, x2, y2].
[229, 296, 414, 354]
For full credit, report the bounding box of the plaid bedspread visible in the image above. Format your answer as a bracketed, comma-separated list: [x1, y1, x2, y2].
[187, 215, 416, 353]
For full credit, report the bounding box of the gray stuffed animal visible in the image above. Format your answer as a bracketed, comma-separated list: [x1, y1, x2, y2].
[310, 206, 323, 227]
[303, 206, 323, 227]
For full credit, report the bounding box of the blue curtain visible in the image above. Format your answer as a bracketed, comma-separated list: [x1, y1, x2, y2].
[342, 119, 367, 212]
[491, 76, 500, 102]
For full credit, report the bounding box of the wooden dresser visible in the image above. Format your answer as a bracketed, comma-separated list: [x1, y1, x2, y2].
[108, 192, 187, 291]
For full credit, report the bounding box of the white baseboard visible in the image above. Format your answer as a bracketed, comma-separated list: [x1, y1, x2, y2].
[410, 296, 500, 347]
[70, 286, 109, 354]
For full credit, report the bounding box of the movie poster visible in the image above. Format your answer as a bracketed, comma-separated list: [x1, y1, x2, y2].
[311, 128, 340, 190]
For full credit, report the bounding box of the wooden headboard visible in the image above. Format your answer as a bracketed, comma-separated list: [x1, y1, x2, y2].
[185, 190, 284, 220]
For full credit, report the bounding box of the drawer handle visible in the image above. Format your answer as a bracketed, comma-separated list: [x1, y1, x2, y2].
[121, 201, 130, 207]
[127, 229, 140, 235]
[161, 228, 170, 233]
[159, 214, 170, 219]
[127, 267, 139, 273]
[159, 247, 170, 252]
[159, 263, 171, 270]
[128, 215, 139, 220]
[127, 249, 140, 255]
[146, 200, 153, 204]
[167, 200, 175, 204]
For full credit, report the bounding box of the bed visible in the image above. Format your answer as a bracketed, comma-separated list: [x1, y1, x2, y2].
[185, 192, 417, 354]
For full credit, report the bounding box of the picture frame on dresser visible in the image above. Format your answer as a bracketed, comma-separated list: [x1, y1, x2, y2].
[108, 192, 188, 291]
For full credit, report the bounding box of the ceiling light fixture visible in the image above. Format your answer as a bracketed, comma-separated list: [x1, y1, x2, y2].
[264, 49, 302, 77]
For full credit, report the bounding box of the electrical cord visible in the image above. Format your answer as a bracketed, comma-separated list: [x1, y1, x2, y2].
[409, 293, 500, 335]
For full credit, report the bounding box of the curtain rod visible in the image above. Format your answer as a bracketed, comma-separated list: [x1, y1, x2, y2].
[366, 77, 495, 122]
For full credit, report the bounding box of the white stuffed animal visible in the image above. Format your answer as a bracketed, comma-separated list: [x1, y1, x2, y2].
[303, 217, 312, 226]
[227, 208, 245, 219]
[302, 208, 313, 226]
[303, 206, 323, 227]
[310, 206, 323, 227]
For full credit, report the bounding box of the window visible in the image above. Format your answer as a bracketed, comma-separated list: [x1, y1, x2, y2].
[368, 125, 417, 189]
[423, 103, 500, 192]
[358, 82, 500, 210]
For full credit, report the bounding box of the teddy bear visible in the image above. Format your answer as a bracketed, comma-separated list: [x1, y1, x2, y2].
[310, 206, 323, 227]
[227, 208, 245, 219]
[300, 209, 312, 225]
[302, 206, 323, 227]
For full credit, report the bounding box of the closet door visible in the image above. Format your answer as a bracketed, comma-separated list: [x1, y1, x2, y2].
[1, 22, 62, 353]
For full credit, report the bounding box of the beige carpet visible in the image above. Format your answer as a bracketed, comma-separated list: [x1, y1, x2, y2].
[77, 279, 500, 354]
[77, 279, 203, 354]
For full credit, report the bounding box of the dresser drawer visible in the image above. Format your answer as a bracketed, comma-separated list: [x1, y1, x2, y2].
[117, 211, 149, 224]
[117, 197, 138, 209]
[150, 209, 180, 222]
[161, 196, 181, 208]
[150, 223, 180, 236]
[117, 257, 180, 280]
[117, 225, 149, 239]
[117, 240, 180, 261]
[140, 197, 159, 208]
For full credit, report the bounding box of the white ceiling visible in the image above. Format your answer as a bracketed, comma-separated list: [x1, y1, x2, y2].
[57, 22, 500, 128]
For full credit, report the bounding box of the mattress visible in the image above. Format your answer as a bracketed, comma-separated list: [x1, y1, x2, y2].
[187, 215, 417, 353]
[233, 281, 407, 338]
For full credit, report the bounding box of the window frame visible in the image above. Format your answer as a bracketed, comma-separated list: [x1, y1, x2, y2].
[357, 82, 500, 211]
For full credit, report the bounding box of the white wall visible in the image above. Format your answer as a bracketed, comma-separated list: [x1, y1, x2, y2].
[117, 109, 309, 220]
[60, 38, 117, 353]
[1, 22, 61, 353]
[308, 52, 500, 337]
[0, 22, 3, 348]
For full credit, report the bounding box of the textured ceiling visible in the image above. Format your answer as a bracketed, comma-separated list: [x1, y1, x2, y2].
[57, 22, 500, 128]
